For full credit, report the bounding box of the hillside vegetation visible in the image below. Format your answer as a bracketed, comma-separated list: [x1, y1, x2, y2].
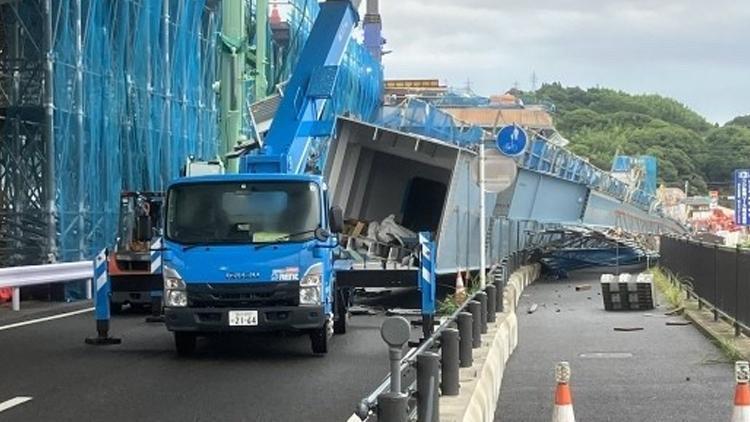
[528, 83, 750, 195]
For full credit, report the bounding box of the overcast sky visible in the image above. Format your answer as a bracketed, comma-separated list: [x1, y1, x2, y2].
[368, 0, 750, 124]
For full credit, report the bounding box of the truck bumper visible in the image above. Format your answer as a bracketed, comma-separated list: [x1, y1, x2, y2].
[164, 305, 326, 333]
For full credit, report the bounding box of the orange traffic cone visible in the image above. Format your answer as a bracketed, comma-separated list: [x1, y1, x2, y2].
[552, 362, 576, 422]
[454, 270, 466, 303]
[733, 361, 750, 422]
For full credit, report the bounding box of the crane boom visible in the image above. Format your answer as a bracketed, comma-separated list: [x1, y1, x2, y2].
[240, 0, 359, 175]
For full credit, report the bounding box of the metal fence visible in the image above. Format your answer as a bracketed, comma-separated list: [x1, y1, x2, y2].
[659, 236, 750, 334]
[355, 249, 533, 421]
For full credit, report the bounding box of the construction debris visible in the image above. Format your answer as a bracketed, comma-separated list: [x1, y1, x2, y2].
[528, 303, 538, 314]
[341, 215, 418, 268]
[349, 305, 378, 316]
[614, 327, 644, 332]
[575, 284, 592, 291]
[385, 308, 422, 317]
[666, 321, 692, 326]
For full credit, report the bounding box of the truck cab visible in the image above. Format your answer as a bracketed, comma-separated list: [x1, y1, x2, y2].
[161, 174, 344, 355]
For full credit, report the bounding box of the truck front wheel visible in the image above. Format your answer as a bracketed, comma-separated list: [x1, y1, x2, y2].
[310, 321, 330, 354]
[174, 332, 197, 356]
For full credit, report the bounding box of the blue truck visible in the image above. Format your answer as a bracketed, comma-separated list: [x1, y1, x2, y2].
[161, 0, 362, 355]
[159, 0, 495, 355]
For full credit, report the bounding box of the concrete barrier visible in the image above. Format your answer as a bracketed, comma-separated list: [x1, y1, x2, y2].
[440, 264, 540, 422]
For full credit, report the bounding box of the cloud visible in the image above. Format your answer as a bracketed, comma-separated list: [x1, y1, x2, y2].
[368, 0, 750, 123]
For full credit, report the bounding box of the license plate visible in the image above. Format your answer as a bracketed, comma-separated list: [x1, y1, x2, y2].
[228, 310, 259, 327]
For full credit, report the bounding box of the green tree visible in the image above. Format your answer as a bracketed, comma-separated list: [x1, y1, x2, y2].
[700, 126, 750, 185]
[529, 83, 719, 193]
[727, 115, 750, 129]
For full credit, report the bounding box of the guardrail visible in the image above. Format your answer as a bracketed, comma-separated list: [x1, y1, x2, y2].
[0, 261, 93, 311]
[355, 249, 531, 421]
[660, 235, 750, 336]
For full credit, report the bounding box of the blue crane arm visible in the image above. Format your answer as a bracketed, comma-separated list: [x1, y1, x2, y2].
[240, 0, 359, 174]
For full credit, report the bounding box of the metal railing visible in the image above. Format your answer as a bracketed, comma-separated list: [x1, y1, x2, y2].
[660, 235, 750, 336]
[355, 249, 532, 421]
[0, 261, 93, 311]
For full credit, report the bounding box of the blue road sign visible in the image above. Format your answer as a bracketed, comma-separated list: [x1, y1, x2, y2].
[735, 170, 750, 225]
[496, 124, 528, 157]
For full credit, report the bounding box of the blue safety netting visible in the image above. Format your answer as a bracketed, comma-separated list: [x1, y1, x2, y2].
[522, 136, 656, 211]
[50, 0, 383, 263]
[253, 0, 383, 121]
[52, 1, 219, 262]
[612, 155, 658, 196]
[376, 98, 485, 147]
[267, 0, 384, 173]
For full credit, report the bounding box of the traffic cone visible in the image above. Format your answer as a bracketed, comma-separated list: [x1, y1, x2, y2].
[732, 361, 750, 421]
[454, 270, 466, 303]
[552, 362, 575, 422]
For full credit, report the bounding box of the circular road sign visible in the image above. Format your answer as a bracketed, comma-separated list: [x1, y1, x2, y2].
[496, 124, 528, 157]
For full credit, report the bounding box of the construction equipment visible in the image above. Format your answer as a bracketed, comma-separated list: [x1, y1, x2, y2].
[156, 0, 508, 357]
[108, 192, 164, 313]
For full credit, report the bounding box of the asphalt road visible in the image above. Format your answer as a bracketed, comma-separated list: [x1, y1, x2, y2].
[496, 269, 734, 422]
[0, 304, 403, 421]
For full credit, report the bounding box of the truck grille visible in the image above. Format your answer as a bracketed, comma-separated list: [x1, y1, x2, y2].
[187, 282, 299, 308]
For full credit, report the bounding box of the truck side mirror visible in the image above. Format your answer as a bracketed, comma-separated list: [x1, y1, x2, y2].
[329, 206, 344, 233]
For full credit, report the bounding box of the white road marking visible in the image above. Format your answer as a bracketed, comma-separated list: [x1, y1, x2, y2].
[0, 307, 93, 332]
[0, 396, 32, 413]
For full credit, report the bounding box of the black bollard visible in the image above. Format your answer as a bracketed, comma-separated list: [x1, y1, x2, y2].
[468, 300, 482, 349]
[486, 285, 496, 322]
[417, 352, 440, 422]
[477, 292, 488, 334]
[457, 312, 473, 368]
[441, 328, 460, 396]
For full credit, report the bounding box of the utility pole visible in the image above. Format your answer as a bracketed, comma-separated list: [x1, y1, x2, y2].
[479, 142, 487, 289]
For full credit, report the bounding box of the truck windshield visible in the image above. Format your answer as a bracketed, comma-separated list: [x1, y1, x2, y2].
[166, 181, 321, 245]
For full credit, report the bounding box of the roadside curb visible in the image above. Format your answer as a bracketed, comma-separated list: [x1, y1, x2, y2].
[440, 264, 540, 422]
[683, 303, 750, 361]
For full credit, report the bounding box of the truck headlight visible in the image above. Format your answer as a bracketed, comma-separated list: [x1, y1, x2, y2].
[164, 266, 187, 307]
[300, 264, 323, 305]
[166, 290, 188, 307]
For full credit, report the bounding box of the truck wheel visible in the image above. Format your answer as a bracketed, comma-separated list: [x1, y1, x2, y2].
[174, 332, 197, 356]
[333, 288, 348, 335]
[310, 323, 329, 354]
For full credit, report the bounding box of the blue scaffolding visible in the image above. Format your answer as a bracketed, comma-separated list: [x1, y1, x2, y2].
[0, 0, 382, 268]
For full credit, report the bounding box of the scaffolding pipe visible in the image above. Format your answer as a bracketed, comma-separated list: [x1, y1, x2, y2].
[11, 16, 23, 254]
[75, 0, 85, 259]
[44, 0, 56, 260]
[219, 0, 246, 172]
[255, 0, 268, 100]
[162, 0, 172, 187]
